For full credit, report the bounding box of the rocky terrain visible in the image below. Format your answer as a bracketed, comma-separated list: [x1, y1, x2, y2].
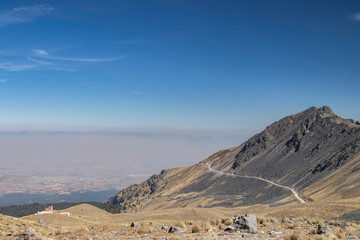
[107, 106, 360, 212]
[1, 203, 360, 239]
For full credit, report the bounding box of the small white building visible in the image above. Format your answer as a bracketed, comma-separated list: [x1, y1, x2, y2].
[35, 211, 53, 215]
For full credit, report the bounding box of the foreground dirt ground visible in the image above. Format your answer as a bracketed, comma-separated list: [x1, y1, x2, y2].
[1, 199, 360, 239]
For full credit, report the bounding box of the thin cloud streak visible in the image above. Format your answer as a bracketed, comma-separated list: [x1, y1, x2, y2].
[0, 62, 37, 71]
[46, 56, 121, 62]
[27, 56, 52, 65]
[32, 49, 122, 62]
[32, 49, 49, 56]
[0, 79, 7, 83]
[0, 4, 54, 27]
[0, 48, 122, 72]
[49, 67, 79, 72]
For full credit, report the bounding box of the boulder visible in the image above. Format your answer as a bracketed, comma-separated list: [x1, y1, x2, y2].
[270, 230, 283, 237]
[224, 225, 235, 232]
[130, 222, 140, 228]
[282, 218, 292, 223]
[38, 219, 47, 226]
[168, 226, 185, 233]
[316, 225, 334, 235]
[233, 214, 258, 233]
[339, 221, 349, 229]
[17, 227, 42, 240]
[347, 235, 359, 240]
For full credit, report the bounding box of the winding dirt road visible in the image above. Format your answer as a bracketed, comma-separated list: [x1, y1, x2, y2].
[204, 163, 305, 204]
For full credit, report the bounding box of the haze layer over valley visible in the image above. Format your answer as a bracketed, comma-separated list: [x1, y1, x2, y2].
[0, 129, 251, 203]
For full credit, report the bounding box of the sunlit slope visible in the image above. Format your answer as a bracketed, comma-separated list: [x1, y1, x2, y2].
[61, 203, 111, 217]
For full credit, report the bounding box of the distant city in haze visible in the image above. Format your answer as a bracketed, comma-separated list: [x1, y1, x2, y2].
[0, 0, 359, 204]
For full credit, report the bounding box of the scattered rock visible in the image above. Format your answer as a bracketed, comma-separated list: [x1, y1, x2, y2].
[339, 221, 349, 229]
[161, 225, 168, 230]
[38, 219, 47, 226]
[168, 226, 185, 233]
[270, 230, 283, 237]
[316, 225, 334, 235]
[130, 222, 140, 228]
[17, 227, 41, 240]
[282, 218, 292, 223]
[347, 235, 359, 240]
[233, 214, 258, 233]
[224, 226, 235, 232]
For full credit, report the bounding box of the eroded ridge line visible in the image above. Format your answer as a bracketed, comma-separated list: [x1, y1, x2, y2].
[204, 163, 305, 204]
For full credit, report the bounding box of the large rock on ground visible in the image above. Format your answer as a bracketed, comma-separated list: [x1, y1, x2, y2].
[346, 235, 359, 240]
[168, 226, 185, 233]
[38, 220, 47, 226]
[130, 222, 140, 228]
[316, 225, 334, 235]
[17, 227, 42, 240]
[233, 214, 258, 233]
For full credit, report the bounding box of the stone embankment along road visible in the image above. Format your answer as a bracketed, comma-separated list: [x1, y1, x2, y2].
[204, 163, 305, 204]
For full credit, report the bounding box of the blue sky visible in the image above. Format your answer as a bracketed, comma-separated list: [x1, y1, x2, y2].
[1, 0, 360, 133]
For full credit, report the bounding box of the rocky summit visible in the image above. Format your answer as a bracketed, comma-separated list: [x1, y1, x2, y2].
[106, 106, 360, 213]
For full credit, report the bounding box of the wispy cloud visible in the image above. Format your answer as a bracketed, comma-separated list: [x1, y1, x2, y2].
[0, 62, 36, 71]
[0, 79, 7, 83]
[0, 48, 122, 72]
[351, 13, 360, 21]
[32, 49, 121, 62]
[47, 56, 120, 62]
[32, 49, 49, 57]
[27, 56, 51, 65]
[0, 4, 54, 27]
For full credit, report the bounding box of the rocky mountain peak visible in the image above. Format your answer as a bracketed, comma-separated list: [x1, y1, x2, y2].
[106, 106, 360, 212]
[229, 106, 338, 171]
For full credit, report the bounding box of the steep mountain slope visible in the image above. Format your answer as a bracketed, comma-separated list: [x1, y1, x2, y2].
[106, 106, 360, 213]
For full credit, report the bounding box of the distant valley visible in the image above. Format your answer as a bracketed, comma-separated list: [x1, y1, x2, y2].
[0, 130, 244, 206]
[0, 190, 118, 206]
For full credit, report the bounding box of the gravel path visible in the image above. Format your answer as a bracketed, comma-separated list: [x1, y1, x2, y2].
[204, 163, 305, 204]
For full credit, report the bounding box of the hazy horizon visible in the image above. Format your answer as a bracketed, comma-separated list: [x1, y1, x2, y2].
[0, 127, 255, 196]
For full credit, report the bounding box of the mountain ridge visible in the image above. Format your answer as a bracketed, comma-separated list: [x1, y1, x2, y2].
[106, 106, 360, 213]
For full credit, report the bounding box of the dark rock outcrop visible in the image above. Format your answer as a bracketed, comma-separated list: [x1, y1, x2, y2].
[106, 170, 168, 213]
